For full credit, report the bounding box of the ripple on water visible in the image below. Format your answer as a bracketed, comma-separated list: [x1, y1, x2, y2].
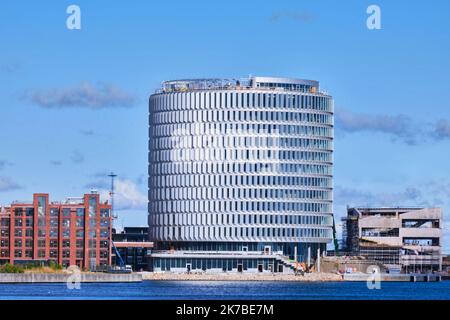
[0, 281, 448, 300]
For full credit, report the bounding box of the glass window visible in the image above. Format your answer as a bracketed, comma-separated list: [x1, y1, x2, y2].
[14, 208, 23, 217]
[89, 197, 97, 217]
[100, 209, 110, 218]
[38, 196, 46, 217]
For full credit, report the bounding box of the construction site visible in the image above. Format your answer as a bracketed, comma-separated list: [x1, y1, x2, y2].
[339, 207, 443, 274]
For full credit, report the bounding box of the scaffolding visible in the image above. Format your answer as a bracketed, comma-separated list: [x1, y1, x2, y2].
[341, 214, 359, 253]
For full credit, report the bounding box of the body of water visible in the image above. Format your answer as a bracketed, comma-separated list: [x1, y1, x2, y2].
[0, 281, 449, 300]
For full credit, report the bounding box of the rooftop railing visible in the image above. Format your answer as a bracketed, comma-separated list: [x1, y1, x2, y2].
[155, 85, 328, 95]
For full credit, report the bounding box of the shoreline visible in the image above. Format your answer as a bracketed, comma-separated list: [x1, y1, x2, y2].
[138, 272, 447, 282]
[138, 272, 343, 282]
[0, 271, 445, 283]
[0, 272, 142, 283]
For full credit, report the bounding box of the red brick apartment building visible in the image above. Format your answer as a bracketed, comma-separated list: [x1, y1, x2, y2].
[0, 191, 112, 270]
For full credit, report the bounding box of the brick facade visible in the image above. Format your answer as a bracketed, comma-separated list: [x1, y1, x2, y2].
[0, 192, 112, 270]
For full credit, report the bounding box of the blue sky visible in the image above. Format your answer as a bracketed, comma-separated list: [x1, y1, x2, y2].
[0, 0, 449, 252]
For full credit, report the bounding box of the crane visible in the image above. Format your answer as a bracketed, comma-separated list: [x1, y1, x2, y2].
[108, 172, 118, 219]
[107, 172, 132, 273]
[111, 240, 125, 268]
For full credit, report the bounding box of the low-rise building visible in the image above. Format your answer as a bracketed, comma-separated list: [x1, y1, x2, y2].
[342, 207, 443, 273]
[112, 227, 153, 271]
[0, 191, 112, 270]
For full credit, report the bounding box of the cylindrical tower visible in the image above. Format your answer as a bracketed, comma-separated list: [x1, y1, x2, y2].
[148, 76, 333, 272]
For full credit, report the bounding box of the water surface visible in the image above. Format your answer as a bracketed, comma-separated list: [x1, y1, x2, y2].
[0, 280, 449, 300]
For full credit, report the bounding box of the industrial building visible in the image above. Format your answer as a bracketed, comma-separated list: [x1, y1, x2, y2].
[148, 76, 334, 273]
[0, 192, 112, 270]
[112, 227, 153, 271]
[343, 207, 443, 273]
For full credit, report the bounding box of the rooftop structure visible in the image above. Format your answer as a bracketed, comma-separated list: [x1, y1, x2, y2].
[156, 76, 326, 95]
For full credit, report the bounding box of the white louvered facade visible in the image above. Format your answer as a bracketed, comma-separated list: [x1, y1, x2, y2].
[148, 77, 334, 247]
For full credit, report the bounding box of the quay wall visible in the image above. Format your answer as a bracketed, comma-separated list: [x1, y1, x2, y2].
[0, 273, 142, 283]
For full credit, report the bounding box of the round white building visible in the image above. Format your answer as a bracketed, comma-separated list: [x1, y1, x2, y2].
[148, 76, 333, 273]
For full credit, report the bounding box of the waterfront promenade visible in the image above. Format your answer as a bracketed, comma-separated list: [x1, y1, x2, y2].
[139, 272, 343, 282]
[0, 271, 446, 283]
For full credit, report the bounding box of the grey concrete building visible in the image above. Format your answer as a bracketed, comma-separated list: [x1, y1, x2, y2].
[343, 207, 443, 272]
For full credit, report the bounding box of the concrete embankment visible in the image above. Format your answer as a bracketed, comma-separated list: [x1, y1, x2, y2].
[343, 273, 442, 282]
[139, 272, 343, 282]
[0, 273, 142, 283]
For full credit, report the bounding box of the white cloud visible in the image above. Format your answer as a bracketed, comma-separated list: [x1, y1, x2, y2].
[0, 62, 21, 74]
[70, 150, 85, 164]
[0, 160, 13, 171]
[99, 179, 147, 211]
[269, 11, 313, 23]
[432, 119, 450, 140]
[335, 108, 419, 145]
[25, 82, 136, 109]
[0, 177, 22, 192]
[334, 185, 424, 208]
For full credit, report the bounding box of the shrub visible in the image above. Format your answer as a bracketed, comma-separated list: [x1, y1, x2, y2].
[0, 263, 24, 273]
[48, 261, 63, 270]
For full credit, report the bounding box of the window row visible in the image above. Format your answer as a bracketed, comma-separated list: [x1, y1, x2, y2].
[152, 109, 332, 126]
[152, 123, 332, 139]
[13, 208, 34, 217]
[150, 212, 332, 227]
[151, 174, 332, 189]
[152, 162, 332, 176]
[150, 187, 332, 202]
[155, 135, 332, 151]
[150, 200, 332, 214]
[153, 148, 332, 163]
[152, 91, 332, 112]
[152, 225, 332, 240]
